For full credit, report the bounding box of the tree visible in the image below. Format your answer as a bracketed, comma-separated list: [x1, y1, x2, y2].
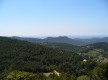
[77, 75, 90, 80]
[91, 62, 108, 80]
[6, 71, 37, 80]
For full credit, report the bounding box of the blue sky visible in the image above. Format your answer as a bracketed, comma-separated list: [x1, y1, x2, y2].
[0, 0, 108, 37]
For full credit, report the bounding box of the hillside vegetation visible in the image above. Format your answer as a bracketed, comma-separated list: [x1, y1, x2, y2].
[0, 37, 108, 80]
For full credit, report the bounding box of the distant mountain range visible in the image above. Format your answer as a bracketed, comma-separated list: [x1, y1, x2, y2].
[11, 36, 108, 46]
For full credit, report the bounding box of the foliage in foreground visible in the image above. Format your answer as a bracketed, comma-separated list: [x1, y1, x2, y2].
[6, 62, 108, 80]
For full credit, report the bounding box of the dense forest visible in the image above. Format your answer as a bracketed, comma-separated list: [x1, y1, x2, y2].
[0, 37, 108, 80]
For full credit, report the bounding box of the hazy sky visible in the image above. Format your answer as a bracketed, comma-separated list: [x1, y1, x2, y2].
[0, 0, 108, 37]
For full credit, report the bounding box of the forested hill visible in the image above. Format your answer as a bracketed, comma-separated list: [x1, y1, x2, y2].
[80, 42, 108, 55]
[87, 42, 108, 52]
[0, 37, 88, 78]
[0, 37, 108, 80]
[39, 42, 108, 55]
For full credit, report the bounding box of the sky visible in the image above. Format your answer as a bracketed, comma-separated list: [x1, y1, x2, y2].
[0, 0, 108, 38]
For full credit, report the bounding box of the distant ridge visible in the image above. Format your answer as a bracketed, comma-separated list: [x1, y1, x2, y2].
[11, 36, 85, 45]
[11, 36, 108, 46]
